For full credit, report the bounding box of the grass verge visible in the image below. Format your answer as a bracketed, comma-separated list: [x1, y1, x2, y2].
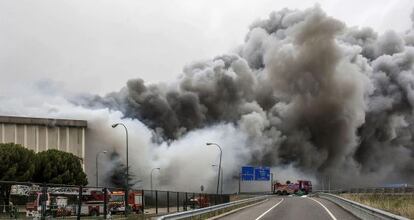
[341, 193, 414, 219]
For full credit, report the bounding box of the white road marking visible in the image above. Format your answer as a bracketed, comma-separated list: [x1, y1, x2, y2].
[255, 198, 284, 220]
[309, 198, 337, 220]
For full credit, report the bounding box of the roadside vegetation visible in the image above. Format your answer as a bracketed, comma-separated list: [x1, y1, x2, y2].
[341, 193, 414, 219]
[0, 143, 88, 209]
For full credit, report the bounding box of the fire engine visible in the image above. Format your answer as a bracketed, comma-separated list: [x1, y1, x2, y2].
[109, 191, 143, 214]
[26, 188, 109, 217]
[273, 180, 312, 195]
[26, 191, 50, 217]
[184, 195, 210, 209]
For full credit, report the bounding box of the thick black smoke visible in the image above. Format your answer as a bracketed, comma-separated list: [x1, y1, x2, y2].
[81, 6, 414, 187]
[86, 55, 257, 140]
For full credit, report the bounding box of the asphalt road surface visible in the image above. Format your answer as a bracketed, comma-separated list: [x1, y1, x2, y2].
[219, 196, 359, 220]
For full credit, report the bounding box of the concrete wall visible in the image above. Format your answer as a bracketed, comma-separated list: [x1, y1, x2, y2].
[0, 116, 87, 168]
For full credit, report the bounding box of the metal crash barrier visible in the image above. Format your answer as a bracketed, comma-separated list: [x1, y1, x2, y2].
[158, 195, 268, 220]
[317, 193, 409, 220]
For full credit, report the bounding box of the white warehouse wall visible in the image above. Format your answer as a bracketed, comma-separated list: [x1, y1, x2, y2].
[0, 116, 87, 168]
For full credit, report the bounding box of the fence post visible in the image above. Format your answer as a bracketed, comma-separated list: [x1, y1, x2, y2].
[176, 192, 179, 212]
[141, 189, 145, 214]
[155, 191, 158, 214]
[77, 186, 82, 220]
[238, 173, 241, 194]
[184, 192, 188, 211]
[103, 188, 108, 219]
[192, 193, 195, 209]
[41, 183, 47, 220]
[214, 193, 217, 205]
[124, 187, 128, 217]
[167, 191, 170, 213]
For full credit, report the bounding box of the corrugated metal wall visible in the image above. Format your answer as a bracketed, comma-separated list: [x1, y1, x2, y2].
[0, 123, 85, 166]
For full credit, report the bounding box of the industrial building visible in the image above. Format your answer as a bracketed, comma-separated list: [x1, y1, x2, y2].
[0, 115, 87, 166]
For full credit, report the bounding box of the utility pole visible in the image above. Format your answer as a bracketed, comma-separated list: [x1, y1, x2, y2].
[328, 176, 331, 193]
[221, 168, 223, 194]
[212, 165, 224, 194]
[111, 123, 129, 216]
[151, 168, 161, 196]
[270, 173, 274, 193]
[206, 143, 222, 196]
[238, 172, 241, 194]
[96, 150, 107, 187]
[321, 176, 325, 192]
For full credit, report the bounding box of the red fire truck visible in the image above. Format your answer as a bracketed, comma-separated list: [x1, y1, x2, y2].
[185, 195, 210, 209]
[109, 191, 143, 214]
[26, 188, 109, 217]
[26, 191, 50, 217]
[273, 180, 312, 195]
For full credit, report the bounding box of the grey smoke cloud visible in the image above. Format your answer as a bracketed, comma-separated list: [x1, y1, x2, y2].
[2, 5, 414, 191]
[79, 6, 414, 188]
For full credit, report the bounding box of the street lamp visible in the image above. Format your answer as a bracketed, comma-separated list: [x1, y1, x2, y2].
[111, 123, 129, 215]
[96, 150, 107, 187]
[151, 168, 161, 192]
[206, 143, 222, 195]
[212, 165, 223, 194]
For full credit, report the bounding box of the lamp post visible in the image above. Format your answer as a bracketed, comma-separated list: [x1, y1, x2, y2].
[151, 168, 161, 194]
[111, 123, 129, 215]
[328, 175, 331, 193]
[211, 165, 223, 194]
[206, 143, 222, 195]
[96, 150, 107, 187]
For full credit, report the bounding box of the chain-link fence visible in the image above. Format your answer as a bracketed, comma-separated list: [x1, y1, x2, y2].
[0, 181, 230, 219]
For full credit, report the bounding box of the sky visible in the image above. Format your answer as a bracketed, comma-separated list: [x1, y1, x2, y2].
[1, 0, 414, 96]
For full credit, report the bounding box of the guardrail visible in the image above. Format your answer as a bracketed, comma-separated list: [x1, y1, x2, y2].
[314, 186, 414, 195]
[317, 193, 409, 220]
[347, 187, 414, 194]
[158, 195, 268, 220]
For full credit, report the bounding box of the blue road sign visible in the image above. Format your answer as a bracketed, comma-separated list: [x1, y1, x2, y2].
[241, 174, 254, 181]
[241, 166, 255, 181]
[241, 166, 270, 181]
[242, 166, 254, 175]
[254, 167, 270, 181]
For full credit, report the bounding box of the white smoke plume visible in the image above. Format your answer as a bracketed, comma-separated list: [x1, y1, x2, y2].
[2, 6, 414, 191]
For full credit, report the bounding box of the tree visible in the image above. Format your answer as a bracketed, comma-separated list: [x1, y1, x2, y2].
[0, 143, 36, 211]
[108, 152, 138, 188]
[33, 149, 88, 186]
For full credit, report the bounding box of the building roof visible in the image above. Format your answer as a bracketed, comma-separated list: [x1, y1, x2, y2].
[0, 115, 87, 128]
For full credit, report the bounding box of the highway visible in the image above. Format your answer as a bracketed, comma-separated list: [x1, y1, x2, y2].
[219, 196, 358, 220]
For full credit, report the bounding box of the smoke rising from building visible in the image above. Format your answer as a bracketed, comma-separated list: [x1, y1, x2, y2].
[2, 6, 414, 191]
